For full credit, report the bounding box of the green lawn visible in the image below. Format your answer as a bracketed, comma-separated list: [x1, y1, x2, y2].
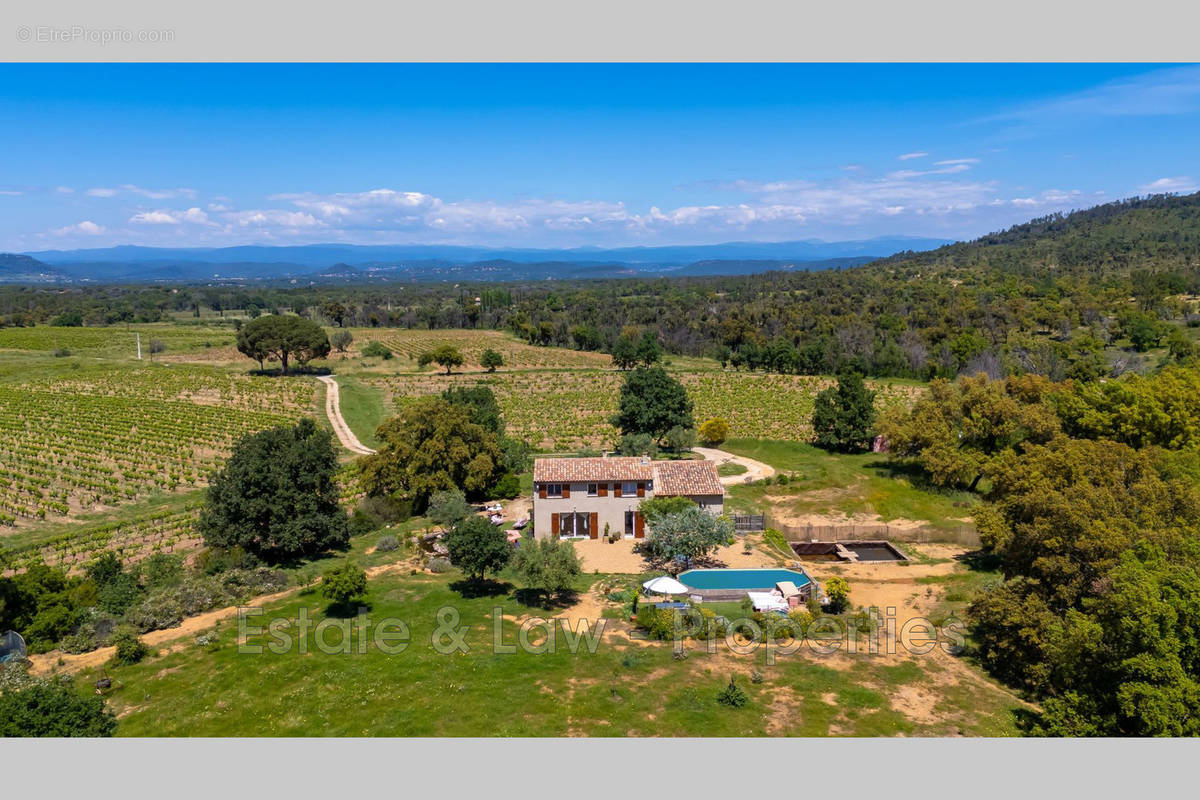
[100, 569, 1021, 736]
[720, 439, 978, 530]
[331, 375, 388, 449]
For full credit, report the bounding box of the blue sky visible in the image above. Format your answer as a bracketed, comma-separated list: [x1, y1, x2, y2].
[1, 63, 1198, 251]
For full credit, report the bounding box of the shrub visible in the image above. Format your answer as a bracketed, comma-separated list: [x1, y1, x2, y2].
[175, 575, 230, 616]
[375, 534, 400, 552]
[787, 608, 813, 632]
[428, 488, 473, 529]
[615, 432, 658, 458]
[663, 425, 697, 452]
[109, 628, 150, 666]
[825, 576, 851, 614]
[698, 417, 729, 446]
[139, 552, 184, 588]
[490, 472, 521, 499]
[361, 340, 393, 359]
[356, 495, 412, 527]
[219, 568, 288, 600]
[321, 562, 368, 607]
[427, 556, 452, 573]
[717, 675, 748, 708]
[0, 681, 116, 737]
[124, 591, 184, 633]
[195, 545, 260, 575]
[635, 604, 685, 641]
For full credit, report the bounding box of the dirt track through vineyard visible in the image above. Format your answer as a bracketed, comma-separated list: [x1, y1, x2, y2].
[318, 375, 377, 455]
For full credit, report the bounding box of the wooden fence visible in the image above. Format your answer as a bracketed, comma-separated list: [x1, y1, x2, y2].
[733, 514, 765, 533]
[764, 514, 980, 548]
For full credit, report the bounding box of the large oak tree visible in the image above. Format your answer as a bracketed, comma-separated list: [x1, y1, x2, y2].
[612, 366, 694, 444]
[360, 397, 504, 510]
[197, 418, 349, 562]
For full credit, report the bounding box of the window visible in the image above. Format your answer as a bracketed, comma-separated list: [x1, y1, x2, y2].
[622, 481, 637, 497]
[546, 483, 562, 498]
[558, 512, 590, 538]
[587, 483, 598, 497]
[624, 510, 635, 537]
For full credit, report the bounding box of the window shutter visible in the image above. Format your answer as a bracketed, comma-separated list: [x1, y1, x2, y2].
[637, 481, 645, 498]
[598, 482, 608, 497]
[562, 483, 571, 499]
[589, 512, 599, 539]
[635, 512, 645, 538]
[538, 484, 547, 500]
[551, 513, 559, 535]
[614, 483, 622, 498]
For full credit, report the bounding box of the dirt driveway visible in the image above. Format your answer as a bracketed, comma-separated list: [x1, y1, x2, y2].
[693, 446, 776, 485]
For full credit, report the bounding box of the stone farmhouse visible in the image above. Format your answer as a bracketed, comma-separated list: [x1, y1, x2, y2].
[531, 455, 724, 540]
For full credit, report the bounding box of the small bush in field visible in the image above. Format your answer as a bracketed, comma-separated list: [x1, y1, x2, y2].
[110, 629, 150, 666]
[717, 675, 748, 708]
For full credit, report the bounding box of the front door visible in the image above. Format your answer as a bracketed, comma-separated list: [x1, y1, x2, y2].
[624, 510, 635, 538]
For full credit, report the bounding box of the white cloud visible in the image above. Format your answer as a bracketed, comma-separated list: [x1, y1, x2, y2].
[887, 164, 971, 179]
[130, 210, 182, 225]
[979, 65, 1200, 126]
[225, 209, 324, 229]
[934, 158, 980, 166]
[53, 220, 105, 236]
[130, 207, 215, 226]
[1009, 189, 1084, 208]
[88, 184, 197, 200]
[38, 169, 1097, 247]
[897, 152, 929, 161]
[1138, 176, 1197, 194]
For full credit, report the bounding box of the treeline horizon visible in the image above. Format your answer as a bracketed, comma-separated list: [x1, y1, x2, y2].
[3, 192, 1199, 382]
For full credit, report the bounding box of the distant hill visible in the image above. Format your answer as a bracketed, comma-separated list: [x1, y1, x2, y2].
[874, 192, 1200, 275]
[24, 236, 951, 267]
[0, 253, 63, 281]
[7, 236, 950, 284]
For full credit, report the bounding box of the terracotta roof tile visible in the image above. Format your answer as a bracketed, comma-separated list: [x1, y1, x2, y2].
[533, 457, 653, 483]
[533, 457, 724, 497]
[652, 460, 725, 497]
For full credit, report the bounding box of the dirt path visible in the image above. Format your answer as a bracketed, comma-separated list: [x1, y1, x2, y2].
[318, 375, 376, 455]
[27, 561, 415, 677]
[693, 446, 776, 485]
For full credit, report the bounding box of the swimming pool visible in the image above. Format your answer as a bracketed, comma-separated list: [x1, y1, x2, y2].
[678, 568, 811, 591]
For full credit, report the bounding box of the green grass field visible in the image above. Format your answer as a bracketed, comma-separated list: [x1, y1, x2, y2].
[330, 375, 386, 450]
[100, 568, 1021, 736]
[720, 439, 977, 530]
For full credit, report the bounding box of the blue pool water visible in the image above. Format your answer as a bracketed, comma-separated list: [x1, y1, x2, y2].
[678, 568, 811, 591]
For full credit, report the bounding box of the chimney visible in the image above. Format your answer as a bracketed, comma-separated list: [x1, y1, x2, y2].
[640, 453, 650, 465]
